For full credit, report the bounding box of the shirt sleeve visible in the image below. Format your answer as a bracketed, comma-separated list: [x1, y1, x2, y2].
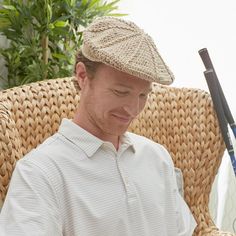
[175, 191, 197, 236]
[159, 144, 197, 236]
[0, 159, 63, 236]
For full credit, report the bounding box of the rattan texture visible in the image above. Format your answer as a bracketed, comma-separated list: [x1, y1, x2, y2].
[0, 77, 234, 236]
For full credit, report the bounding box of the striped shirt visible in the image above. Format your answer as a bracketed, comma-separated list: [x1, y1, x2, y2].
[0, 118, 196, 236]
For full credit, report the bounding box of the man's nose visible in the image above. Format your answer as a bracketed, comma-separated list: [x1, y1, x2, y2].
[123, 97, 141, 118]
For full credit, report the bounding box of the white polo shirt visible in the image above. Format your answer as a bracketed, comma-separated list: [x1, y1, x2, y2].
[0, 118, 196, 235]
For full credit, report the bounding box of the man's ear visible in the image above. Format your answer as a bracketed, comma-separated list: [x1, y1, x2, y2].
[75, 62, 88, 90]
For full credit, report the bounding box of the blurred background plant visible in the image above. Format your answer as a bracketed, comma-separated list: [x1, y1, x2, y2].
[0, 0, 124, 89]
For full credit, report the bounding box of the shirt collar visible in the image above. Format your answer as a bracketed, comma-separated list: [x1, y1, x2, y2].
[120, 133, 136, 153]
[58, 118, 135, 157]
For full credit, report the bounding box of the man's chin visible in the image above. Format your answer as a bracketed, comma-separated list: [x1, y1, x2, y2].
[106, 125, 129, 137]
[114, 127, 129, 136]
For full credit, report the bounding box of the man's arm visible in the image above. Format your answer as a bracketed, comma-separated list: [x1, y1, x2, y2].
[0, 159, 62, 236]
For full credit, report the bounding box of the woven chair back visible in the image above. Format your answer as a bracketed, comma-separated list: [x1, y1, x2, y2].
[0, 77, 227, 235]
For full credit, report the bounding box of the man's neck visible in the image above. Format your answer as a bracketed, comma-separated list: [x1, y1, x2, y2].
[73, 114, 120, 150]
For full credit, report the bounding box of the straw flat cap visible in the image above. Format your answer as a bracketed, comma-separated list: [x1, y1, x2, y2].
[81, 16, 174, 85]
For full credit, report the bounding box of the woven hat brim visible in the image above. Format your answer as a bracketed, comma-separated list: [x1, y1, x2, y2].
[81, 17, 175, 85]
[82, 45, 174, 85]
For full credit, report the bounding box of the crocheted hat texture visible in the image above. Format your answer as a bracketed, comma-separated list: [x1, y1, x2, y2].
[81, 16, 174, 85]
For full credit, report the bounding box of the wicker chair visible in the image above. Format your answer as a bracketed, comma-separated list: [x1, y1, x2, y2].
[0, 77, 234, 236]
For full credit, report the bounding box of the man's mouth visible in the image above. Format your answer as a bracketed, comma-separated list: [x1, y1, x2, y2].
[112, 114, 131, 124]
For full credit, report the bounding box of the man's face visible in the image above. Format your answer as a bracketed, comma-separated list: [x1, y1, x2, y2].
[76, 63, 152, 139]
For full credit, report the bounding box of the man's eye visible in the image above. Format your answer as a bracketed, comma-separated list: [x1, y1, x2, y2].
[113, 90, 129, 96]
[140, 93, 148, 98]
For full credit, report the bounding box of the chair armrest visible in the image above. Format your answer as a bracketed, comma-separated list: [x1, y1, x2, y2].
[195, 225, 236, 235]
[199, 227, 236, 236]
[0, 102, 23, 203]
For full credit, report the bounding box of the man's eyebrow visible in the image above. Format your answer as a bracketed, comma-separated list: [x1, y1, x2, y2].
[114, 83, 152, 92]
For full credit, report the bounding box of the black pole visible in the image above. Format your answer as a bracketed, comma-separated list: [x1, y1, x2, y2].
[204, 69, 236, 176]
[199, 48, 236, 135]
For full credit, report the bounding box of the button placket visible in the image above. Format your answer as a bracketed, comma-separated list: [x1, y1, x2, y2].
[116, 153, 136, 200]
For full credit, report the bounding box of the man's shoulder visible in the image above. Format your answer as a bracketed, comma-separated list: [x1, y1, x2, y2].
[21, 131, 83, 167]
[23, 133, 63, 159]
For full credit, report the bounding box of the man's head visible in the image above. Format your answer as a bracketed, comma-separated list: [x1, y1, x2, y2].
[73, 16, 174, 143]
[73, 16, 174, 90]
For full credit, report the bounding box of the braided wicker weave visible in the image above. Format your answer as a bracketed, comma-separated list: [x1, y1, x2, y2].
[0, 77, 234, 236]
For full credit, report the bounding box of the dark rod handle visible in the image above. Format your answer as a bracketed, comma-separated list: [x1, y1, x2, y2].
[203, 69, 234, 154]
[199, 48, 236, 137]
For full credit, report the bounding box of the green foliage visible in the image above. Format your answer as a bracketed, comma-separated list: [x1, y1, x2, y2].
[0, 0, 124, 88]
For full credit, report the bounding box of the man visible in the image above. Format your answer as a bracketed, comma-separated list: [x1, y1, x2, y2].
[0, 17, 196, 235]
